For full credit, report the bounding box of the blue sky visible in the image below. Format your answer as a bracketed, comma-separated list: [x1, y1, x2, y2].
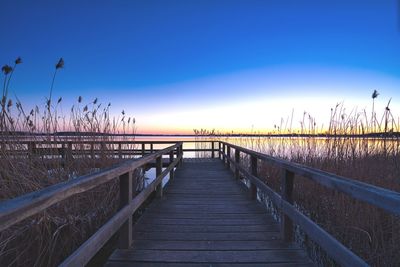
[1, 0, 399, 133]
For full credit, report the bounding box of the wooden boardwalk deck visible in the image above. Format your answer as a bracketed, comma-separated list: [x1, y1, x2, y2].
[106, 159, 312, 266]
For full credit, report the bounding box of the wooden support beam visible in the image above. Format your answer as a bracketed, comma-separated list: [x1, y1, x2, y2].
[67, 142, 73, 165]
[169, 150, 174, 180]
[179, 144, 183, 167]
[119, 171, 133, 248]
[235, 149, 240, 179]
[227, 146, 231, 170]
[156, 156, 163, 198]
[250, 155, 258, 200]
[222, 143, 226, 163]
[218, 142, 221, 159]
[141, 143, 145, 156]
[281, 169, 294, 242]
[211, 142, 215, 158]
[91, 142, 95, 159]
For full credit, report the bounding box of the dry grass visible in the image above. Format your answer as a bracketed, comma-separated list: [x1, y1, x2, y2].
[212, 99, 400, 266]
[0, 58, 140, 266]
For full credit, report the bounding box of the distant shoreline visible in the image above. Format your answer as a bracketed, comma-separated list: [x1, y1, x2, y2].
[1, 131, 400, 139]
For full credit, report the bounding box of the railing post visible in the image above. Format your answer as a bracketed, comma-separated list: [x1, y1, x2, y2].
[141, 143, 145, 156]
[91, 142, 95, 159]
[100, 142, 106, 160]
[222, 143, 226, 163]
[119, 171, 133, 248]
[281, 169, 294, 242]
[179, 143, 183, 167]
[118, 143, 122, 159]
[218, 142, 221, 159]
[250, 155, 258, 199]
[227, 145, 231, 170]
[169, 150, 174, 180]
[150, 143, 154, 153]
[61, 143, 66, 160]
[67, 142, 73, 164]
[28, 142, 36, 159]
[211, 142, 215, 158]
[156, 156, 163, 198]
[235, 149, 240, 179]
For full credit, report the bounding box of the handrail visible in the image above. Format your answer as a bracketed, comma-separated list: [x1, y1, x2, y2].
[219, 141, 400, 215]
[0, 142, 182, 232]
[0, 140, 220, 158]
[219, 141, 400, 267]
[0, 140, 216, 145]
[60, 149, 182, 266]
[0, 140, 218, 266]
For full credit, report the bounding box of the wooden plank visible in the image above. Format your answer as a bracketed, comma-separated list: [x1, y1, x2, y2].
[148, 204, 264, 211]
[133, 224, 279, 233]
[148, 199, 254, 205]
[132, 231, 280, 241]
[106, 159, 311, 267]
[109, 249, 310, 263]
[139, 213, 273, 220]
[106, 262, 313, 267]
[131, 240, 294, 250]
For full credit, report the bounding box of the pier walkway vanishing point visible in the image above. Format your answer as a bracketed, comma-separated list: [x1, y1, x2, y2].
[1, 140, 400, 266]
[106, 159, 312, 266]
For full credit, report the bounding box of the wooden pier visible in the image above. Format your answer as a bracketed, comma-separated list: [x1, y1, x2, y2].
[1, 140, 400, 266]
[106, 159, 311, 266]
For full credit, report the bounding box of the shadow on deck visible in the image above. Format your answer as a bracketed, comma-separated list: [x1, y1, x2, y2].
[105, 159, 313, 266]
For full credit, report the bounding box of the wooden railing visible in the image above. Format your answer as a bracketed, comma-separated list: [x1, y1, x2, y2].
[219, 141, 400, 267]
[0, 140, 219, 159]
[2, 139, 399, 266]
[0, 142, 187, 266]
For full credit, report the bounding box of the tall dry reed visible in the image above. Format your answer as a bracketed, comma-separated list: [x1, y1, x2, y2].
[0, 58, 140, 266]
[207, 97, 400, 266]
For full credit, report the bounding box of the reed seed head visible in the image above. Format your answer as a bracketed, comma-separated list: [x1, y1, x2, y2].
[15, 57, 22, 65]
[372, 90, 379, 99]
[2, 65, 13, 75]
[55, 58, 64, 69]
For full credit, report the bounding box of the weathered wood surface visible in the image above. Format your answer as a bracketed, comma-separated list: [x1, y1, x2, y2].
[223, 152, 367, 267]
[0, 144, 182, 233]
[106, 159, 312, 266]
[220, 141, 400, 216]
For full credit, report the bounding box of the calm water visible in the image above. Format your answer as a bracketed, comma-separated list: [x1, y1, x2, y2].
[134, 135, 400, 159]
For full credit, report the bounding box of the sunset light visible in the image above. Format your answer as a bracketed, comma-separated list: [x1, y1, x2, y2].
[1, 1, 400, 266]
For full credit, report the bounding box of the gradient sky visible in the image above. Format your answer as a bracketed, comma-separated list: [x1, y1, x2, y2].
[1, 0, 399, 134]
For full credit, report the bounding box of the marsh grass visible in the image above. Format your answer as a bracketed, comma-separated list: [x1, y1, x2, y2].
[211, 100, 400, 266]
[0, 58, 140, 266]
